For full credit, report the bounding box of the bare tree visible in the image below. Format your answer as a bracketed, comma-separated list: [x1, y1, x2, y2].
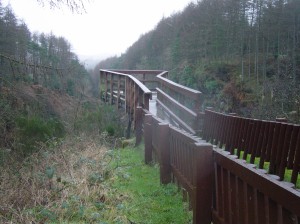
[36, 0, 89, 13]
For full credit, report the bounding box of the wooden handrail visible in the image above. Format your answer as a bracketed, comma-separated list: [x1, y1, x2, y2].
[157, 71, 202, 100]
[143, 109, 300, 224]
[110, 69, 164, 75]
[156, 88, 197, 118]
[100, 69, 300, 224]
[100, 69, 204, 135]
[100, 69, 152, 94]
[202, 109, 300, 185]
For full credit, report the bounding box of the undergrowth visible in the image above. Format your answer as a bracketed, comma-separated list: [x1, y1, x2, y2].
[16, 116, 65, 156]
[73, 105, 125, 137]
[0, 133, 191, 223]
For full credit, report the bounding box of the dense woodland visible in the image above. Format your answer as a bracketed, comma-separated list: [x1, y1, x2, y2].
[0, 2, 93, 154]
[0, 3, 89, 95]
[95, 0, 300, 123]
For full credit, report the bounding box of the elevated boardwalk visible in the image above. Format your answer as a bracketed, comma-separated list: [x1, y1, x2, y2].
[100, 69, 300, 224]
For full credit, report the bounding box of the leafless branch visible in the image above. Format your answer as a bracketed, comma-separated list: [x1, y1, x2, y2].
[36, 0, 90, 14]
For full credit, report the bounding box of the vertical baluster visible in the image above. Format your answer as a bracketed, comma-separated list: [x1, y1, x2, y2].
[217, 113, 225, 148]
[144, 114, 153, 164]
[105, 71, 108, 102]
[192, 143, 213, 224]
[243, 181, 249, 224]
[116, 75, 121, 108]
[237, 118, 247, 157]
[223, 115, 230, 151]
[233, 117, 243, 155]
[265, 122, 276, 162]
[287, 125, 300, 169]
[259, 121, 270, 169]
[250, 120, 262, 164]
[274, 124, 289, 175]
[243, 119, 254, 161]
[110, 73, 113, 105]
[246, 119, 257, 163]
[291, 129, 300, 184]
[227, 170, 232, 224]
[278, 124, 293, 180]
[269, 122, 283, 174]
[135, 107, 143, 146]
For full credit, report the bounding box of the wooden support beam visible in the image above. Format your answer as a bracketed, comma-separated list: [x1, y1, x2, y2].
[144, 114, 153, 164]
[159, 123, 171, 184]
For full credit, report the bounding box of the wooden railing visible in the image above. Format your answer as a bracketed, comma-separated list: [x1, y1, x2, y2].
[142, 108, 300, 224]
[156, 71, 203, 134]
[142, 109, 213, 224]
[100, 69, 300, 224]
[99, 69, 203, 135]
[203, 109, 300, 185]
[212, 147, 300, 224]
[99, 70, 156, 127]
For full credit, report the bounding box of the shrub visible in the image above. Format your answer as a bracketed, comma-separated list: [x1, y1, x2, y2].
[16, 116, 65, 156]
[74, 105, 124, 137]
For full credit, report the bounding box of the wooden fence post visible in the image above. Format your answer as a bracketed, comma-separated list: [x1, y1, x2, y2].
[193, 142, 213, 224]
[159, 123, 171, 184]
[110, 73, 113, 105]
[144, 93, 151, 111]
[116, 75, 121, 109]
[135, 106, 143, 146]
[99, 70, 103, 100]
[104, 72, 108, 102]
[144, 114, 153, 164]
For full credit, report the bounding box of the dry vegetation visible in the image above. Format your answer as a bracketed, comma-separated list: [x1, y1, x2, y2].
[0, 132, 116, 223]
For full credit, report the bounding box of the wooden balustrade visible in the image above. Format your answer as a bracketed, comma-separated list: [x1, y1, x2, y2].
[156, 71, 204, 134]
[110, 69, 161, 90]
[213, 149, 300, 224]
[142, 110, 300, 224]
[100, 69, 300, 223]
[203, 109, 300, 186]
[143, 112, 213, 224]
[100, 69, 153, 130]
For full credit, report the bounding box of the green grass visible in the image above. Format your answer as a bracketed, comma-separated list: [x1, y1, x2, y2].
[107, 145, 192, 224]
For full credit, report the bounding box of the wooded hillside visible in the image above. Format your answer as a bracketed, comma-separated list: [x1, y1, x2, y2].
[95, 0, 300, 122]
[0, 3, 94, 154]
[0, 3, 88, 95]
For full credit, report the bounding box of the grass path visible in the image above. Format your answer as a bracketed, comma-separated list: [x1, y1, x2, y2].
[108, 145, 192, 223]
[0, 134, 191, 223]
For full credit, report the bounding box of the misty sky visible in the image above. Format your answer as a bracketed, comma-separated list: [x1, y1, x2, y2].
[3, 0, 195, 67]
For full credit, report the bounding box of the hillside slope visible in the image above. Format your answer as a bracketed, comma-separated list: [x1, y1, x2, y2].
[0, 83, 101, 152]
[94, 0, 300, 123]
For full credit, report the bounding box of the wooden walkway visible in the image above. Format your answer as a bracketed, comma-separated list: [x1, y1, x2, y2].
[99, 69, 300, 224]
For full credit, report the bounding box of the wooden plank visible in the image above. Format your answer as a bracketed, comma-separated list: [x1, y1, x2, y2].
[278, 124, 293, 180]
[193, 142, 213, 224]
[291, 129, 300, 184]
[214, 149, 300, 216]
[287, 125, 300, 169]
[157, 74, 202, 99]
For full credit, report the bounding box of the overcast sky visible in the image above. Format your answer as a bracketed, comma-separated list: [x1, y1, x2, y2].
[3, 0, 195, 67]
